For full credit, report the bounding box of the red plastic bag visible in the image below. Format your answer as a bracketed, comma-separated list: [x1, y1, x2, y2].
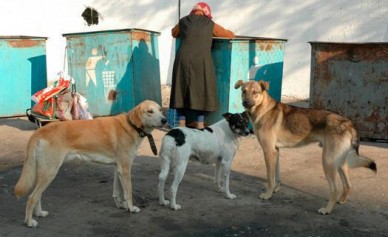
[31, 97, 56, 119]
[32, 77, 71, 103]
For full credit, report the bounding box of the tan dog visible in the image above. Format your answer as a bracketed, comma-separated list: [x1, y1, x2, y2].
[15, 100, 166, 227]
[235, 80, 377, 214]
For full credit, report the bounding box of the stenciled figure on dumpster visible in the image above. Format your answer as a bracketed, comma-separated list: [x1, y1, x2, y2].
[169, 1, 235, 129]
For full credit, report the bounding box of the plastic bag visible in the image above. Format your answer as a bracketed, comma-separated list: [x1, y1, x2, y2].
[31, 97, 56, 119]
[32, 77, 70, 103]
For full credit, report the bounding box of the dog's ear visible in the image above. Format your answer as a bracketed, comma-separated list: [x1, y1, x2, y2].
[258, 80, 269, 91]
[128, 103, 143, 128]
[234, 80, 244, 89]
[222, 113, 232, 121]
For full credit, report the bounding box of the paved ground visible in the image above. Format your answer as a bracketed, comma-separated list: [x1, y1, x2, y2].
[1, 111, 388, 237]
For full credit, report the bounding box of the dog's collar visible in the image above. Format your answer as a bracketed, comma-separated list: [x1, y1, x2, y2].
[128, 119, 158, 156]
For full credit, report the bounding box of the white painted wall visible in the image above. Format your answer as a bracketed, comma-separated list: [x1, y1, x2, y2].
[1, 0, 387, 99]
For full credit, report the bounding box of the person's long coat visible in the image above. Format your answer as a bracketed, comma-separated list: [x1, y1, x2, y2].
[169, 14, 217, 112]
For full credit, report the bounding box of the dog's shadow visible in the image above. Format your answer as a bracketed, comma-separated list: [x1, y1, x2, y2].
[3, 155, 387, 236]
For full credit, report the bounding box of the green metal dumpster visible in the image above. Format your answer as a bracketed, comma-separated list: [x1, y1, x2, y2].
[309, 42, 388, 140]
[168, 36, 287, 127]
[63, 28, 162, 116]
[0, 36, 47, 117]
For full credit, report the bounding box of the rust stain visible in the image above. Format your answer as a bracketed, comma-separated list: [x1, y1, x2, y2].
[255, 41, 284, 51]
[7, 39, 42, 48]
[132, 32, 150, 42]
[310, 43, 388, 139]
[108, 90, 117, 100]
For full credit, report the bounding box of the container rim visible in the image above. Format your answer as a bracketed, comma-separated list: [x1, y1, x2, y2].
[214, 35, 288, 42]
[63, 28, 161, 37]
[309, 41, 388, 45]
[0, 36, 48, 40]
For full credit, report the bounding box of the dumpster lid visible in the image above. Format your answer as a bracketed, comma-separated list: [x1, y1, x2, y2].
[63, 28, 161, 37]
[0, 36, 47, 40]
[214, 35, 288, 42]
[309, 41, 388, 45]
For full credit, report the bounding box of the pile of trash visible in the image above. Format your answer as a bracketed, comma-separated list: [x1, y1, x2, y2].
[27, 75, 93, 125]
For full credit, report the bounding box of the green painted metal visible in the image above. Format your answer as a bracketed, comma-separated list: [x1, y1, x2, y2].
[0, 36, 47, 117]
[63, 28, 161, 116]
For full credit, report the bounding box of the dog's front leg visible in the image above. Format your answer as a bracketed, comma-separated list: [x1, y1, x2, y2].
[221, 159, 236, 199]
[113, 169, 128, 209]
[260, 147, 278, 200]
[116, 163, 140, 213]
[214, 161, 223, 192]
[274, 148, 281, 193]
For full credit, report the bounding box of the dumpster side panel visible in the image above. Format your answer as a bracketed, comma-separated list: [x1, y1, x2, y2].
[206, 40, 234, 124]
[252, 41, 286, 102]
[65, 32, 135, 116]
[310, 43, 388, 140]
[132, 31, 162, 106]
[0, 38, 47, 117]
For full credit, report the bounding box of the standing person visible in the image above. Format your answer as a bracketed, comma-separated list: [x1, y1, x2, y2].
[169, 2, 235, 129]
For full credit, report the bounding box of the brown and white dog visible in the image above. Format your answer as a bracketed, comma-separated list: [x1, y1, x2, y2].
[15, 100, 166, 227]
[235, 80, 377, 214]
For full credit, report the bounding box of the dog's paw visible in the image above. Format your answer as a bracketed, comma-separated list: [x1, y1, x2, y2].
[26, 219, 39, 228]
[170, 204, 181, 211]
[259, 192, 273, 200]
[274, 183, 281, 193]
[216, 186, 224, 193]
[35, 210, 49, 217]
[113, 197, 129, 209]
[160, 199, 170, 206]
[338, 194, 348, 204]
[318, 207, 331, 215]
[129, 206, 140, 213]
[226, 193, 237, 199]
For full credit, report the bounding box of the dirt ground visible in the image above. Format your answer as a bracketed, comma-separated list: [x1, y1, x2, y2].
[1, 88, 388, 237]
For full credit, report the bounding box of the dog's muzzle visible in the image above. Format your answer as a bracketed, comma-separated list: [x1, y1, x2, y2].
[161, 118, 167, 124]
[242, 100, 255, 108]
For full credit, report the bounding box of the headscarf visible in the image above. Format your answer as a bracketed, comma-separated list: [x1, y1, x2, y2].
[190, 2, 212, 19]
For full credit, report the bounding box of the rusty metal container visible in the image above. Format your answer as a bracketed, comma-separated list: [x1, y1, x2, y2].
[63, 28, 161, 116]
[309, 42, 388, 140]
[0, 36, 47, 117]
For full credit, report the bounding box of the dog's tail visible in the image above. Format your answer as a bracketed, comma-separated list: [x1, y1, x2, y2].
[15, 136, 39, 198]
[347, 130, 377, 173]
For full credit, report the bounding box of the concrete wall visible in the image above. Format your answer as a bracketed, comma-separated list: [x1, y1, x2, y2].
[1, 0, 387, 99]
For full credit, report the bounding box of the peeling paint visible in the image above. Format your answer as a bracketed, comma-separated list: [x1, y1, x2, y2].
[7, 39, 42, 48]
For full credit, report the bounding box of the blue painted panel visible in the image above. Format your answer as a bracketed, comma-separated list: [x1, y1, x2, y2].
[132, 32, 162, 105]
[64, 29, 161, 116]
[0, 37, 47, 117]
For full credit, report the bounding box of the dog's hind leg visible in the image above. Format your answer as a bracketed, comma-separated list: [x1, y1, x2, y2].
[169, 161, 188, 211]
[337, 163, 351, 204]
[318, 144, 342, 215]
[25, 156, 62, 227]
[158, 156, 171, 206]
